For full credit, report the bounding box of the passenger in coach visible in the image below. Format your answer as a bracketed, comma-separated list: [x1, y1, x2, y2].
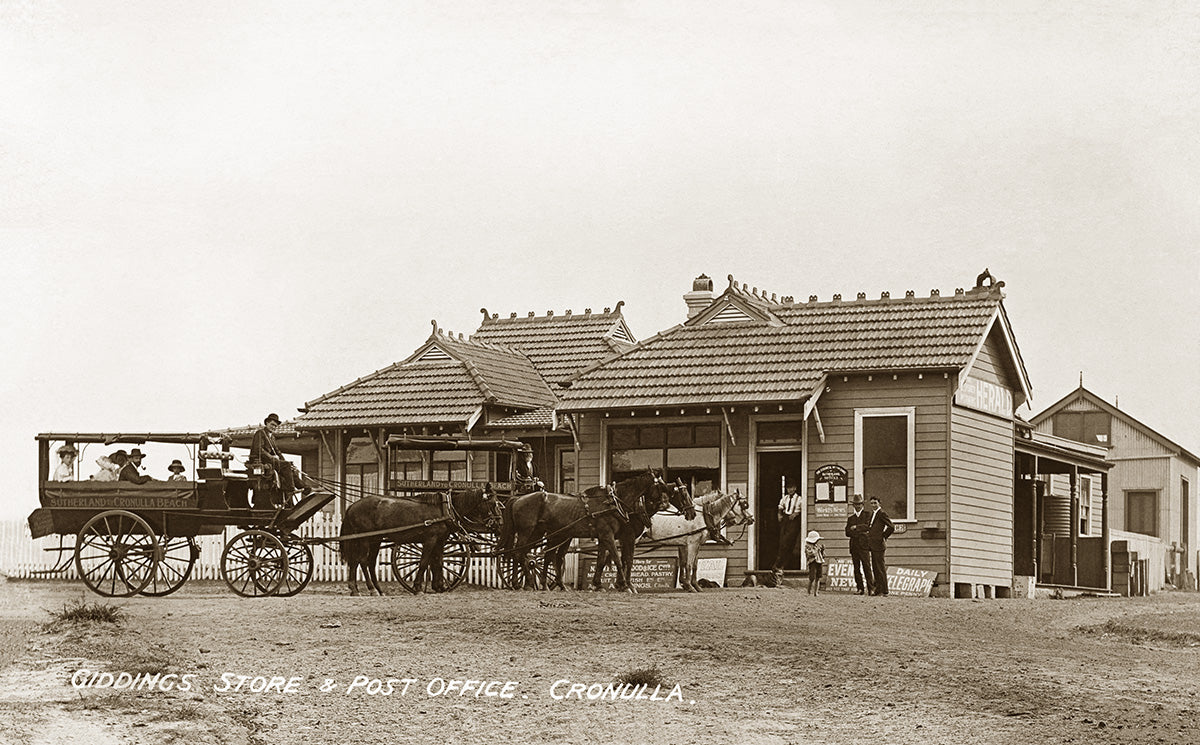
[53, 443, 77, 481]
[167, 459, 188, 481]
[119, 448, 155, 484]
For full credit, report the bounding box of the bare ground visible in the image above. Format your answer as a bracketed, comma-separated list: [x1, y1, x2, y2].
[1, 579, 1198, 745]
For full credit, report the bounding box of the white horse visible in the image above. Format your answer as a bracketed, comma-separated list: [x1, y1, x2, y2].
[645, 490, 754, 592]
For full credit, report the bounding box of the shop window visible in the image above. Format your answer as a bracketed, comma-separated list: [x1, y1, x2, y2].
[389, 448, 425, 484]
[346, 464, 379, 499]
[854, 408, 915, 521]
[1125, 490, 1158, 536]
[608, 423, 721, 496]
[431, 451, 467, 481]
[1078, 475, 1093, 535]
[1053, 411, 1111, 446]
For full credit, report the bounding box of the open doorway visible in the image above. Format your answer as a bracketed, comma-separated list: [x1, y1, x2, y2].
[756, 451, 803, 571]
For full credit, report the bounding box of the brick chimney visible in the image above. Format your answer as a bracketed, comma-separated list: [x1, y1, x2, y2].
[684, 274, 714, 319]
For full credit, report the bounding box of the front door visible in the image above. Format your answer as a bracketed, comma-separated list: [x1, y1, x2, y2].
[756, 451, 803, 571]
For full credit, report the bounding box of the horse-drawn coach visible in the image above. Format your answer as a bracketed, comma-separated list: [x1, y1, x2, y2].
[29, 431, 334, 598]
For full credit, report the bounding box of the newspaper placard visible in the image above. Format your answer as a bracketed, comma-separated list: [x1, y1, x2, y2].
[823, 558, 936, 597]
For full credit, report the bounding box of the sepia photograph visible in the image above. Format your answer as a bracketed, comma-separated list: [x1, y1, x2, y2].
[2, 2, 1198, 743]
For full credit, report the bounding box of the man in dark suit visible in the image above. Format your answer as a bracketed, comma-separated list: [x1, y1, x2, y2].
[118, 448, 154, 484]
[251, 413, 304, 504]
[866, 495, 895, 596]
[844, 493, 874, 595]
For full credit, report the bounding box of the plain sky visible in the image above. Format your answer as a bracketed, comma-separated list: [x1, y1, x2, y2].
[2, 1, 1198, 521]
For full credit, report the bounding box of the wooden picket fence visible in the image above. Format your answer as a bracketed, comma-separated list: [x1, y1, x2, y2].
[0, 517, 507, 589]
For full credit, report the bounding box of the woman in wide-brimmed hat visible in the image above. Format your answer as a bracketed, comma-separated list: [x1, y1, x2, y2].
[53, 443, 77, 482]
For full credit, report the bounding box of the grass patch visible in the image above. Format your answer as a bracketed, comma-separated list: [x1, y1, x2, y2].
[44, 599, 123, 628]
[614, 665, 667, 687]
[1078, 619, 1200, 647]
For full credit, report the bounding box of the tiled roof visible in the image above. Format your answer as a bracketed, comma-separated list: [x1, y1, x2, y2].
[471, 304, 635, 385]
[559, 281, 1009, 411]
[484, 408, 556, 429]
[296, 326, 556, 430]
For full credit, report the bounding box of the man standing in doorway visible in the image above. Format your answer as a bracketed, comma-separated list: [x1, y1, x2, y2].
[844, 493, 874, 595]
[771, 480, 804, 587]
[866, 495, 895, 596]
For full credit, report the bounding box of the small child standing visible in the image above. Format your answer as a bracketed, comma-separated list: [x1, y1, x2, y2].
[804, 531, 826, 596]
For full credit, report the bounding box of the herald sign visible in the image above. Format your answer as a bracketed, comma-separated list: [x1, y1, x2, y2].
[955, 377, 1013, 419]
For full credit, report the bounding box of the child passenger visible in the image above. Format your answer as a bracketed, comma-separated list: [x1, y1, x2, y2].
[804, 531, 826, 596]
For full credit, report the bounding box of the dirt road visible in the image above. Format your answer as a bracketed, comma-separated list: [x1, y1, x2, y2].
[1, 579, 1198, 745]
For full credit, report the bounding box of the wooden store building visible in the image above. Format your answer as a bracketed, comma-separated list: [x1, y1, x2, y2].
[267, 306, 636, 515]
[557, 271, 1074, 598]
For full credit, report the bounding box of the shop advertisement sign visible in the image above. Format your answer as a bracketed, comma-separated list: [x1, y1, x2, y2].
[954, 376, 1013, 419]
[814, 502, 846, 519]
[823, 558, 936, 597]
[695, 558, 727, 587]
[813, 464, 847, 503]
[579, 556, 678, 591]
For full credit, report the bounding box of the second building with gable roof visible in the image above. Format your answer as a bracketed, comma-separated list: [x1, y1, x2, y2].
[558, 271, 1042, 596]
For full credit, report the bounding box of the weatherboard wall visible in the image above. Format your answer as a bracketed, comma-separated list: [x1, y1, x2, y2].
[804, 373, 952, 584]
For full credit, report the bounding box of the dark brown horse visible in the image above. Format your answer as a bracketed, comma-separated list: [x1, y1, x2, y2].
[499, 470, 675, 592]
[589, 476, 694, 592]
[340, 487, 500, 596]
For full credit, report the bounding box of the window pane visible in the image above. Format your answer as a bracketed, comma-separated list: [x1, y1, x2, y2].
[559, 450, 576, 494]
[1054, 413, 1083, 443]
[694, 424, 720, 447]
[610, 449, 663, 474]
[346, 438, 377, 465]
[863, 416, 906, 466]
[757, 421, 802, 446]
[610, 427, 637, 450]
[639, 426, 666, 448]
[669, 469, 720, 500]
[1083, 412, 1110, 445]
[667, 447, 720, 470]
[864, 467, 907, 518]
[1126, 491, 1157, 536]
[667, 425, 692, 448]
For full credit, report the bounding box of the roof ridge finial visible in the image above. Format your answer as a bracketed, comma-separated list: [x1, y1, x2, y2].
[480, 307, 490, 322]
[430, 319, 439, 336]
[614, 300, 625, 313]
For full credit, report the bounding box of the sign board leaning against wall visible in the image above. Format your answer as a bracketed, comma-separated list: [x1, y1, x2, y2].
[824, 558, 936, 597]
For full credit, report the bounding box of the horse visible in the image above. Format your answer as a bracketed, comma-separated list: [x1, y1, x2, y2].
[339, 486, 500, 596]
[498, 469, 669, 592]
[587, 476, 694, 593]
[644, 490, 754, 592]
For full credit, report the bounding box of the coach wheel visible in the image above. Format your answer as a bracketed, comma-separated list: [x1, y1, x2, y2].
[220, 530, 286, 597]
[275, 534, 314, 597]
[390, 537, 472, 595]
[496, 537, 559, 590]
[139, 536, 198, 597]
[75, 510, 159, 597]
